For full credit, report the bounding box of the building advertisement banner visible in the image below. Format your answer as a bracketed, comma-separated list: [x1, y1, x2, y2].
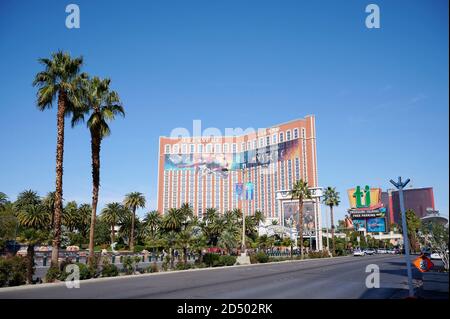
[163, 139, 301, 177]
[366, 218, 386, 232]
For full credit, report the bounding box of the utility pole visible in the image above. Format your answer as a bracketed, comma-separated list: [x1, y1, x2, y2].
[390, 176, 414, 298]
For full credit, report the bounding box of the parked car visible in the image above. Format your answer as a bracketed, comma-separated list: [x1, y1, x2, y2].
[430, 252, 442, 260]
[353, 249, 365, 256]
[377, 248, 387, 254]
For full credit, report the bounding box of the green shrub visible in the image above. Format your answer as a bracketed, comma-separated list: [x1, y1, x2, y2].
[256, 252, 269, 263]
[122, 256, 135, 275]
[175, 262, 192, 270]
[133, 245, 145, 253]
[249, 254, 258, 264]
[45, 265, 62, 283]
[203, 253, 220, 267]
[146, 262, 159, 273]
[102, 263, 119, 277]
[0, 256, 27, 287]
[216, 255, 236, 266]
[308, 251, 330, 259]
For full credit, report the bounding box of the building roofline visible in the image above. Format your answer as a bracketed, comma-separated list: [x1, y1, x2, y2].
[158, 115, 315, 139]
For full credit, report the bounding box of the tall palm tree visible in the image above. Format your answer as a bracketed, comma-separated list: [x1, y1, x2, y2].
[290, 179, 312, 259]
[101, 202, 125, 245]
[15, 191, 51, 283]
[322, 187, 340, 256]
[33, 51, 84, 267]
[72, 76, 125, 264]
[123, 192, 146, 251]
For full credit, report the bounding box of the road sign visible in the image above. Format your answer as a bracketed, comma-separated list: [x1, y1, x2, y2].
[413, 255, 434, 273]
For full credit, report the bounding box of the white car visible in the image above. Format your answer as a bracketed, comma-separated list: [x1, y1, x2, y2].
[353, 249, 365, 256]
[430, 252, 442, 260]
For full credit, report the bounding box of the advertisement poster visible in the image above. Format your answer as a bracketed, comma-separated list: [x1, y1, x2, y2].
[164, 139, 300, 177]
[366, 218, 386, 232]
[352, 219, 366, 231]
[282, 202, 315, 233]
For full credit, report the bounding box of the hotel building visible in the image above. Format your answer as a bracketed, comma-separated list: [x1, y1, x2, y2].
[157, 115, 322, 247]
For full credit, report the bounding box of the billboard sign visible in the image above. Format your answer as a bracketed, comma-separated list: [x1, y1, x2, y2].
[347, 186, 383, 210]
[366, 218, 386, 232]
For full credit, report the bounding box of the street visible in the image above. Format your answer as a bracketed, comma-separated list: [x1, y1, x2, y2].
[0, 255, 423, 298]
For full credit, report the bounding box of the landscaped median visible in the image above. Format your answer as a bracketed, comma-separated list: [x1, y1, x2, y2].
[0, 250, 341, 288]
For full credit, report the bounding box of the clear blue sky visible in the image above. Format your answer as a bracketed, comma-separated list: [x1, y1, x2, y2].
[0, 0, 448, 221]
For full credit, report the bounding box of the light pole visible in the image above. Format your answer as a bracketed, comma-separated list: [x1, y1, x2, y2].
[390, 176, 414, 298]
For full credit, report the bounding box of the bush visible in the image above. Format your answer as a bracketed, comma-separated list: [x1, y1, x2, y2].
[216, 255, 236, 266]
[203, 253, 220, 267]
[45, 265, 62, 283]
[146, 262, 159, 273]
[133, 245, 145, 253]
[256, 252, 269, 263]
[102, 263, 119, 277]
[175, 262, 192, 270]
[308, 251, 331, 259]
[0, 256, 27, 287]
[122, 256, 135, 274]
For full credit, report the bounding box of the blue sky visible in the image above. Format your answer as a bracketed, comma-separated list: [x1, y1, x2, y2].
[0, 0, 448, 221]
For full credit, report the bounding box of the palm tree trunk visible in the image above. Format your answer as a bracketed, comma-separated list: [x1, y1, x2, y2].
[330, 205, 336, 256]
[88, 132, 101, 266]
[26, 244, 35, 284]
[299, 199, 304, 259]
[130, 208, 136, 252]
[51, 90, 66, 268]
[111, 223, 115, 245]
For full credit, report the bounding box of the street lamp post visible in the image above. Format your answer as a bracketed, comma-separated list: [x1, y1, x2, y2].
[390, 176, 414, 298]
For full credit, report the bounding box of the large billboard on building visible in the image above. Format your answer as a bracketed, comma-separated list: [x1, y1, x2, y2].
[282, 201, 315, 233]
[347, 185, 388, 233]
[163, 139, 300, 177]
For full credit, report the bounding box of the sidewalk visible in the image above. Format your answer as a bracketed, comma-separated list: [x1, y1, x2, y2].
[417, 271, 449, 299]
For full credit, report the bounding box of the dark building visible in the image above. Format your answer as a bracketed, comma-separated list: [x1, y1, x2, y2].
[382, 187, 435, 225]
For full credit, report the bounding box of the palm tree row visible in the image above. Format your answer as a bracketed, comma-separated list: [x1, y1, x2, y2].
[33, 51, 125, 267]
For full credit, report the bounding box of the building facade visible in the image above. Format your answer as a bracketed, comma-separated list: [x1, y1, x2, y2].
[157, 115, 320, 228]
[382, 187, 435, 224]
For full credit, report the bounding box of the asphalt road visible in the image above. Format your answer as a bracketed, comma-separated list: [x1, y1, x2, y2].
[0, 255, 421, 299]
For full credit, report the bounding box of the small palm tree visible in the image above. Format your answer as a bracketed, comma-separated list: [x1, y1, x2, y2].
[322, 187, 340, 256]
[101, 202, 125, 245]
[33, 51, 85, 267]
[0, 192, 9, 210]
[253, 210, 265, 227]
[123, 192, 146, 251]
[142, 210, 162, 239]
[15, 191, 51, 283]
[290, 179, 312, 259]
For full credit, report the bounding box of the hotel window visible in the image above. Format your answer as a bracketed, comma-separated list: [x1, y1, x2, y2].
[279, 132, 284, 143]
[198, 144, 203, 153]
[286, 130, 291, 141]
[215, 144, 222, 153]
[190, 144, 195, 154]
[240, 142, 245, 152]
[253, 140, 257, 149]
[223, 143, 229, 153]
[164, 144, 171, 154]
[181, 144, 187, 154]
[294, 128, 299, 139]
[266, 136, 270, 146]
[173, 144, 179, 154]
[206, 144, 212, 153]
[259, 137, 264, 148]
[247, 141, 251, 150]
[272, 134, 277, 144]
[232, 143, 237, 153]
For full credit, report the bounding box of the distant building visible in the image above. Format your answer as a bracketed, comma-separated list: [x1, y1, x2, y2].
[382, 187, 435, 225]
